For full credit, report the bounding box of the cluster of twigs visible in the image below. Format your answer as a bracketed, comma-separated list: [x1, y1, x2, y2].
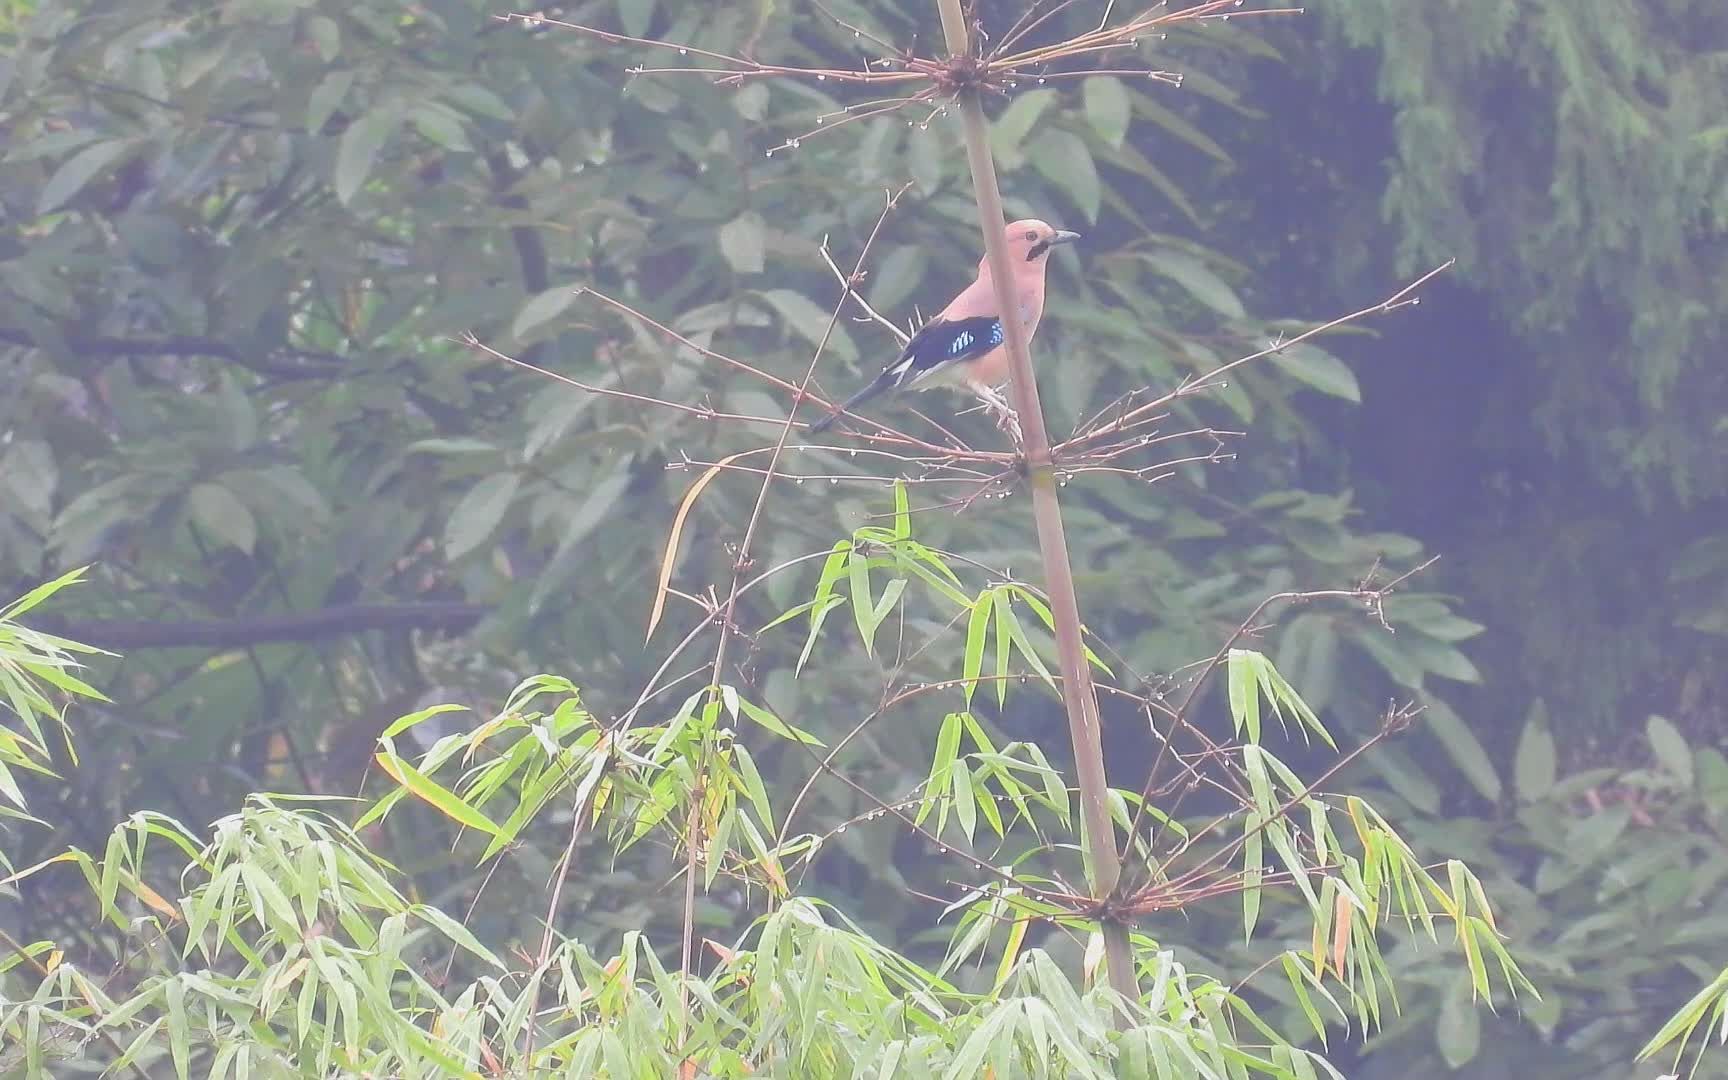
[504, 0, 1296, 155]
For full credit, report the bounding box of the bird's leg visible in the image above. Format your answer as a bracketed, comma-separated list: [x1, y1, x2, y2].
[975, 385, 1022, 443]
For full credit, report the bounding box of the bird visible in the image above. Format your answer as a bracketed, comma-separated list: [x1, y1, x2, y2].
[807, 219, 1079, 434]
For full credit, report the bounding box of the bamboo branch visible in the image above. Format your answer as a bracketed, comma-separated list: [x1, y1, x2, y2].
[931, 0, 1139, 1014]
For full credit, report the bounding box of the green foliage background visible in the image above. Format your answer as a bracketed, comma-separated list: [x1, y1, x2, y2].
[0, 0, 1724, 1076]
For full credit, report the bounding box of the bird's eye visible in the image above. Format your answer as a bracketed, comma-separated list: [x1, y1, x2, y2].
[1024, 230, 1037, 241]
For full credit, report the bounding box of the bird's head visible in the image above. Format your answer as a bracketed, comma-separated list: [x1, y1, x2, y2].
[1004, 219, 1081, 264]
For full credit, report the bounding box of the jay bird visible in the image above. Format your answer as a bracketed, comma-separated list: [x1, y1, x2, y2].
[807, 219, 1079, 434]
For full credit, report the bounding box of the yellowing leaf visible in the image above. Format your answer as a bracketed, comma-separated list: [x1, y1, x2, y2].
[647, 449, 767, 641]
[132, 879, 182, 922]
[1330, 889, 1351, 979]
[373, 752, 501, 836]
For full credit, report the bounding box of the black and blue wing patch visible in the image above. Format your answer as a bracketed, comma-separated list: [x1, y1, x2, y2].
[808, 315, 1004, 433]
[888, 315, 1004, 386]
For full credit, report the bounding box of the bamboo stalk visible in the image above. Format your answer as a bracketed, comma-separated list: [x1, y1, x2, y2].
[931, 0, 1139, 1013]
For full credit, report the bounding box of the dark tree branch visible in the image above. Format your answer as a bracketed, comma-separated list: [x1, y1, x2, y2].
[29, 602, 488, 650]
[0, 327, 345, 378]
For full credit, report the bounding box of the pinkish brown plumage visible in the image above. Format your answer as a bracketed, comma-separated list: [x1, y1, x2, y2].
[808, 219, 1079, 433]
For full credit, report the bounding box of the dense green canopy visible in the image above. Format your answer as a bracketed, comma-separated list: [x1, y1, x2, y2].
[1, 0, 1723, 1075]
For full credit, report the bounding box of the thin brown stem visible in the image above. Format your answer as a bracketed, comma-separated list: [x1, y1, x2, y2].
[933, 0, 1138, 1014]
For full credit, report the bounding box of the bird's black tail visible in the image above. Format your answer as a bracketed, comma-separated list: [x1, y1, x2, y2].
[807, 376, 890, 435]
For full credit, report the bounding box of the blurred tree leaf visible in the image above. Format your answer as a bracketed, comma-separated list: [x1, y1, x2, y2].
[445, 473, 519, 560]
[719, 212, 767, 275]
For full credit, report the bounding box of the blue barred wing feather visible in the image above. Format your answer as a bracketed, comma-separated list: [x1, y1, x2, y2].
[885, 315, 1003, 388]
[806, 314, 1004, 433]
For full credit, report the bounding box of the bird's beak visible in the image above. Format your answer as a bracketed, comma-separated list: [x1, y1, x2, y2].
[1050, 229, 1081, 246]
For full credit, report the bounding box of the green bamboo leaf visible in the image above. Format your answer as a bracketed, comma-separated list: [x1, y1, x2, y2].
[962, 590, 992, 707]
[1241, 744, 1275, 816]
[1024, 742, 1071, 825]
[1636, 967, 1728, 1062]
[918, 712, 965, 830]
[974, 772, 1004, 837]
[379, 703, 468, 741]
[239, 861, 301, 934]
[757, 597, 815, 634]
[1227, 649, 1261, 743]
[1007, 586, 1114, 676]
[373, 751, 501, 835]
[999, 604, 1057, 694]
[294, 843, 320, 929]
[1, 566, 91, 621]
[97, 827, 124, 924]
[795, 593, 846, 676]
[855, 577, 906, 657]
[1280, 953, 1333, 1044]
[18, 659, 106, 703]
[809, 540, 851, 627]
[735, 697, 824, 746]
[847, 545, 876, 653]
[706, 804, 735, 888]
[1248, 650, 1335, 748]
[164, 975, 190, 1079]
[1268, 813, 1320, 911]
[732, 744, 774, 829]
[1242, 815, 1263, 942]
[951, 760, 977, 842]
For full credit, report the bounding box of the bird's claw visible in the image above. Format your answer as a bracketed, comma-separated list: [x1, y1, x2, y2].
[975, 386, 1022, 443]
